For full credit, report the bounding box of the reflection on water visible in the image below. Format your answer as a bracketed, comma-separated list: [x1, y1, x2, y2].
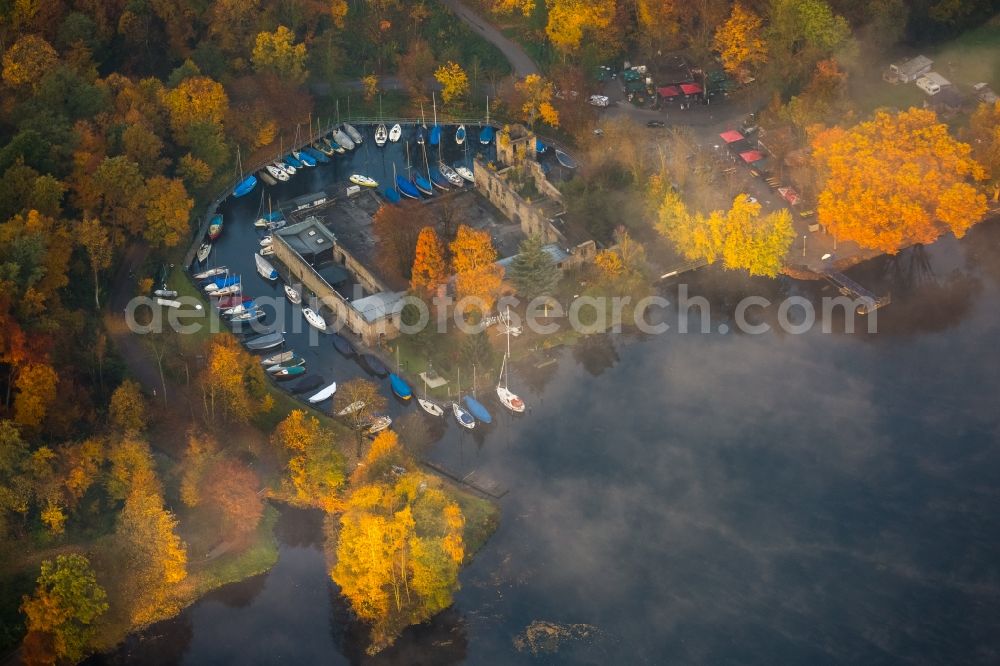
[97, 219, 1000, 664]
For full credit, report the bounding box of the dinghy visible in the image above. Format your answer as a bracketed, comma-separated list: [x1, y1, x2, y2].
[302, 307, 327, 331]
[261, 350, 295, 367]
[337, 400, 365, 417]
[284, 285, 301, 304]
[455, 125, 466, 145]
[266, 356, 305, 373]
[375, 124, 387, 146]
[194, 266, 227, 280]
[272, 365, 306, 380]
[208, 214, 224, 240]
[308, 381, 338, 404]
[456, 166, 475, 183]
[198, 243, 212, 263]
[366, 415, 391, 434]
[388, 124, 402, 142]
[452, 402, 475, 429]
[289, 375, 325, 394]
[255, 253, 279, 281]
[349, 174, 378, 188]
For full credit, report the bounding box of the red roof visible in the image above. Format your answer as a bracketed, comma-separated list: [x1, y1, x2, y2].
[739, 150, 765, 164]
[657, 86, 681, 97]
[719, 130, 744, 143]
[778, 187, 801, 205]
[680, 83, 703, 95]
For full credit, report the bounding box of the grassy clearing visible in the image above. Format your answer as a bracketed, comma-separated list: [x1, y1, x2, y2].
[447, 487, 500, 558]
[190, 505, 280, 596]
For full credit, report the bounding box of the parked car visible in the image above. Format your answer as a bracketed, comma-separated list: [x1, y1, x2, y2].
[646, 120, 665, 128]
[588, 95, 610, 107]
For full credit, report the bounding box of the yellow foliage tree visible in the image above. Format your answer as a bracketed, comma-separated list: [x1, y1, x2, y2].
[812, 108, 988, 253]
[160, 76, 229, 143]
[14, 362, 58, 429]
[968, 101, 1000, 191]
[106, 435, 161, 501]
[272, 410, 346, 512]
[109, 379, 146, 434]
[434, 61, 469, 107]
[200, 335, 270, 424]
[331, 0, 349, 28]
[143, 176, 193, 248]
[594, 249, 623, 280]
[252, 25, 308, 84]
[361, 73, 379, 103]
[179, 430, 216, 508]
[1, 34, 58, 89]
[450, 225, 504, 313]
[713, 3, 767, 81]
[515, 74, 559, 128]
[545, 0, 615, 55]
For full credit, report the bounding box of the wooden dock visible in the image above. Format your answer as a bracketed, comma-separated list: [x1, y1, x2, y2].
[421, 460, 508, 499]
[822, 271, 891, 314]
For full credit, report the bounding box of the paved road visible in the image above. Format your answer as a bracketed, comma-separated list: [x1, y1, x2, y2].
[439, 0, 539, 77]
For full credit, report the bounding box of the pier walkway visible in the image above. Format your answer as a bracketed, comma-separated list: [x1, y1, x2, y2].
[822, 271, 891, 314]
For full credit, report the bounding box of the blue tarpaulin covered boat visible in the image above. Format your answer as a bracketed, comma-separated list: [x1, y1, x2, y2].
[429, 125, 441, 146]
[413, 174, 434, 196]
[303, 146, 330, 163]
[479, 125, 494, 145]
[389, 373, 412, 400]
[396, 176, 421, 199]
[463, 396, 492, 424]
[233, 175, 257, 197]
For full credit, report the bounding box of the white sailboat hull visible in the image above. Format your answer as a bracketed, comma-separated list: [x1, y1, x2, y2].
[303, 307, 327, 331]
[308, 382, 338, 403]
[418, 398, 444, 417]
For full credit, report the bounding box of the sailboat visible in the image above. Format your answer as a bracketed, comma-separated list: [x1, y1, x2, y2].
[397, 143, 421, 199]
[480, 97, 495, 145]
[455, 125, 466, 145]
[291, 124, 316, 166]
[284, 284, 302, 304]
[429, 92, 441, 146]
[194, 266, 228, 280]
[233, 146, 257, 197]
[463, 365, 493, 424]
[375, 96, 388, 147]
[439, 162, 463, 186]
[389, 347, 412, 400]
[384, 163, 402, 204]
[417, 105, 426, 145]
[197, 242, 212, 263]
[302, 306, 327, 331]
[416, 130, 436, 196]
[417, 365, 444, 417]
[389, 124, 402, 142]
[496, 306, 526, 412]
[452, 368, 475, 429]
[455, 165, 475, 183]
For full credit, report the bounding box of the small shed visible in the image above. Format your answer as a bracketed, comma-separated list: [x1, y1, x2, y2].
[888, 55, 933, 83]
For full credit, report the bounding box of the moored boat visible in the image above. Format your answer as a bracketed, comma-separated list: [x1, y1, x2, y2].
[332, 333, 355, 356]
[388, 124, 402, 142]
[244, 330, 284, 350]
[153, 289, 178, 298]
[463, 395, 492, 424]
[258, 169, 278, 186]
[272, 365, 306, 380]
[284, 154, 303, 169]
[337, 400, 365, 416]
[396, 176, 421, 199]
[389, 373, 412, 400]
[308, 381, 338, 404]
[359, 353, 388, 378]
[555, 149, 578, 169]
[429, 169, 451, 191]
[229, 308, 265, 324]
[418, 398, 444, 417]
[366, 415, 392, 434]
[208, 214, 223, 240]
[284, 285, 302, 304]
[439, 163, 463, 186]
[455, 166, 474, 183]
[266, 164, 289, 182]
[212, 283, 241, 297]
[344, 123, 363, 144]
[194, 266, 227, 280]
[383, 187, 401, 204]
[413, 174, 434, 196]
[260, 245, 275, 257]
[289, 375, 325, 394]
[266, 356, 305, 373]
[332, 129, 354, 150]
[304, 146, 330, 163]
[255, 253, 278, 281]
[222, 299, 254, 316]
[204, 275, 239, 293]
[294, 150, 316, 167]
[455, 124, 466, 145]
[349, 174, 378, 188]
[302, 307, 327, 331]
[275, 160, 296, 176]
[260, 236, 273, 247]
[234, 174, 257, 197]
[313, 141, 335, 157]
[261, 350, 295, 367]
[452, 402, 475, 429]
[375, 124, 387, 146]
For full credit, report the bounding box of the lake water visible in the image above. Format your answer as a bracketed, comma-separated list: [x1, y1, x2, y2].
[96, 137, 1000, 663]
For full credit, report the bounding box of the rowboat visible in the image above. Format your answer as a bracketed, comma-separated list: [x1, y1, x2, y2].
[302, 307, 327, 331]
[272, 365, 306, 380]
[308, 381, 338, 403]
[349, 174, 378, 188]
[375, 124, 387, 146]
[261, 350, 295, 366]
[366, 415, 391, 434]
[439, 163, 463, 186]
[266, 356, 305, 373]
[455, 125, 466, 145]
[389, 373, 412, 400]
[452, 402, 475, 429]
[208, 214, 223, 240]
[284, 285, 302, 304]
[388, 124, 402, 142]
[255, 253, 278, 281]
[194, 266, 227, 280]
[244, 331, 284, 350]
[289, 375, 325, 394]
[455, 166, 475, 183]
[197, 242, 212, 262]
[344, 123, 363, 144]
[337, 400, 365, 416]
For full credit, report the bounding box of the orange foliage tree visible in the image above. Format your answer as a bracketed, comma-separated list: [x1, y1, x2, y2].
[372, 202, 432, 285]
[201, 459, 264, 541]
[449, 225, 503, 314]
[410, 227, 448, 295]
[812, 108, 988, 253]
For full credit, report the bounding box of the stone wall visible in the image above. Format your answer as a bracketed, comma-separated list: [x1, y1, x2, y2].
[272, 236, 399, 346]
[474, 160, 563, 244]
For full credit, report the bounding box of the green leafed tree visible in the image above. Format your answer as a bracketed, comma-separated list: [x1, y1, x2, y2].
[509, 233, 560, 300]
[20, 554, 109, 663]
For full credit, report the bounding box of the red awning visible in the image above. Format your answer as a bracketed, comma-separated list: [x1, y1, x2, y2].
[719, 130, 744, 143]
[778, 187, 801, 205]
[657, 86, 681, 98]
[740, 150, 764, 164]
[680, 83, 703, 95]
